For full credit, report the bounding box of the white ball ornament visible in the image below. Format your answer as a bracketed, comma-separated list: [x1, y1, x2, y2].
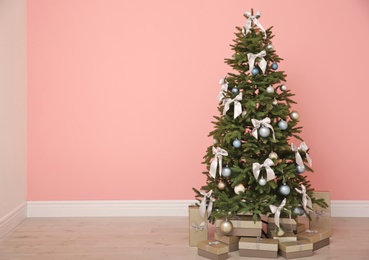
[269, 152, 278, 160]
[213, 139, 218, 144]
[280, 84, 287, 91]
[222, 167, 232, 177]
[220, 219, 233, 234]
[273, 99, 278, 105]
[258, 178, 267, 186]
[278, 120, 288, 130]
[266, 85, 274, 93]
[279, 184, 291, 196]
[267, 44, 274, 49]
[234, 184, 246, 194]
[233, 139, 241, 148]
[290, 111, 299, 120]
[259, 127, 271, 138]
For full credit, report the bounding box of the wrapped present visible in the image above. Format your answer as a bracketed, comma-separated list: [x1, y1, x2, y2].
[197, 240, 229, 260]
[268, 216, 297, 232]
[278, 239, 313, 259]
[214, 233, 240, 252]
[296, 229, 330, 251]
[189, 205, 208, 247]
[215, 216, 262, 237]
[295, 223, 306, 234]
[239, 237, 279, 258]
[268, 230, 297, 243]
[310, 191, 331, 232]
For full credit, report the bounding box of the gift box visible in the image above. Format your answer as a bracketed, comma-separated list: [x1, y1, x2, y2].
[197, 240, 229, 260]
[239, 237, 279, 258]
[296, 228, 330, 251]
[214, 233, 240, 252]
[268, 230, 297, 243]
[215, 216, 262, 237]
[310, 191, 331, 232]
[295, 223, 306, 234]
[268, 217, 297, 232]
[189, 205, 208, 247]
[278, 239, 313, 259]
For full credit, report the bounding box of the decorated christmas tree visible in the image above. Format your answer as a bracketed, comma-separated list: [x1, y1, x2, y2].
[193, 10, 327, 235]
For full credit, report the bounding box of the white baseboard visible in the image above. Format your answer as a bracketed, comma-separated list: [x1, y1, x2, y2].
[27, 200, 369, 218]
[0, 202, 27, 238]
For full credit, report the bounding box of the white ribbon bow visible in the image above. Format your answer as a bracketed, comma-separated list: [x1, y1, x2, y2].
[269, 198, 286, 230]
[199, 190, 215, 225]
[252, 158, 276, 182]
[217, 77, 228, 102]
[291, 142, 312, 167]
[223, 92, 243, 119]
[243, 10, 266, 39]
[191, 222, 206, 231]
[247, 51, 267, 74]
[251, 117, 275, 140]
[295, 184, 312, 213]
[209, 147, 228, 178]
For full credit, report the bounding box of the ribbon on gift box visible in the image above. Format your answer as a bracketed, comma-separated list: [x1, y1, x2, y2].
[247, 50, 267, 74]
[252, 158, 276, 182]
[199, 190, 215, 225]
[251, 117, 276, 140]
[209, 146, 228, 178]
[222, 92, 243, 119]
[208, 241, 221, 245]
[295, 184, 313, 212]
[242, 10, 266, 39]
[269, 198, 286, 230]
[217, 77, 228, 102]
[314, 210, 329, 222]
[291, 142, 313, 167]
[191, 222, 206, 232]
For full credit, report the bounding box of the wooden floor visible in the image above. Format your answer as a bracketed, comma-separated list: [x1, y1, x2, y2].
[0, 217, 368, 260]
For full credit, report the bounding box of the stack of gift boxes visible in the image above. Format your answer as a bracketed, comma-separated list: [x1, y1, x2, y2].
[190, 192, 331, 259]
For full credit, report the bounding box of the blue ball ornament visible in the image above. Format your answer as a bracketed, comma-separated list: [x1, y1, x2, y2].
[296, 164, 306, 174]
[259, 127, 270, 138]
[233, 139, 241, 148]
[222, 167, 232, 177]
[278, 120, 288, 130]
[231, 87, 239, 94]
[271, 63, 278, 70]
[251, 68, 259, 75]
[279, 184, 291, 196]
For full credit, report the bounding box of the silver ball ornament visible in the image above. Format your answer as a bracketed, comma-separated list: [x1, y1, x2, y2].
[293, 206, 305, 216]
[279, 184, 291, 196]
[222, 167, 232, 177]
[269, 152, 278, 160]
[258, 178, 267, 186]
[234, 184, 246, 195]
[296, 164, 306, 174]
[218, 181, 226, 190]
[280, 84, 287, 91]
[278, 120, 288, 130]
[231, 87, 239, 94]
[220, 219, 233, 234]
[259, 127, 270, 138]
[266, 85, 275, 93]
[290, 111, 299, 120]
[233, 139, 241, 148]
[251, 68, 259, 75]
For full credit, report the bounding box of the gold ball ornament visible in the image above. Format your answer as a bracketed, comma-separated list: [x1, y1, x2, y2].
[276, 228, 285, 236]
[272, 98, 278, 106]
[220, 219, 233, 234]
[218, 181, 226, 190]
[290, 111, 299, 120]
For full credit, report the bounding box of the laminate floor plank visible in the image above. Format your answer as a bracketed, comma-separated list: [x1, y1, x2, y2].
[0, 217, 368, 260]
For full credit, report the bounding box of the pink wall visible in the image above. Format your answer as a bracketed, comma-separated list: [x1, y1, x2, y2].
[27, 0, 369, 201]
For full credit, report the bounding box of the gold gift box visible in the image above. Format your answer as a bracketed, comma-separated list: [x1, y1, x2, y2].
[214, 233, 240, 252]
[188, 205, 208, 247]
[278, 239, 313, 259]
[197, 240, 229, 260]
[310, 191, 331, 232]
[296, 228, 331, 251]
[239, 237, 279, 258]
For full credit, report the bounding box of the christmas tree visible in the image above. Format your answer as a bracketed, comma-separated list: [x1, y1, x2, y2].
[193, 10, 327, 232]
